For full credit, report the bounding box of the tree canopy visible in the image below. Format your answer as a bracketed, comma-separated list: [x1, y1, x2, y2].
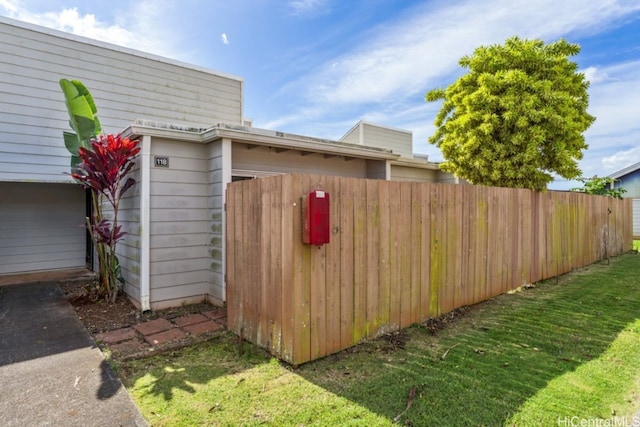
[426, 37, 595, 190]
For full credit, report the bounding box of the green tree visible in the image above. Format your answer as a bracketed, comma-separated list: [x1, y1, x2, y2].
[571, 176, 626, 199]
[426, 37, 595, 190]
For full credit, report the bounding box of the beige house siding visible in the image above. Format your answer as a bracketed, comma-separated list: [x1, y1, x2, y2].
[340, 121, 413, 159]
[390, 165, 438, 182]
[340, 123, 361, 145]
[436, 170, 458, 184]
[0, 16, 243, 183]
[366, 160, 389, 179]
[362, 123, 413, 158]
[148, 138, 210, 308]
[232, 143, 369, 177]
[114, 162, 142, 304]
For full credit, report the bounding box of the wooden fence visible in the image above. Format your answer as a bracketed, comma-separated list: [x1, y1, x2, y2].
[226, 173, 632, 365]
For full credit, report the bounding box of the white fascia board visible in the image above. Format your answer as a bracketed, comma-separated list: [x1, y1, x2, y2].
[220, 138, 232, 302]
[120, 123, 203, 143]
[609, 161, 640, 179]
[139, 135, 151, 312]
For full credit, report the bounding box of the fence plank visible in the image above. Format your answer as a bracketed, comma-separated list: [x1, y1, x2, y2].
[419, 183, 431, 320]
[377, 180, 391, 330]
[460, 184, 473, 307]
[280, 175, 294, 363]
[389, 181, 402, 326]
[339, 177, 355, 349]
[353, 178, 368, 341]
[243, 180, 258, 344]
[267, 176, 283, 356]
[259, 178, 271, 349]
[410, 183, 422, 322]
[366, 180, 380, 334]
[292, 174, 311, 365]
[484, 187, 495, 299]
[519, 189, 532, 286]
[489, 187, 502, 298]
[508, 189, 519, 290]
[324, 175, 342, 355]
[452, 184, 463, 309]
[225, 183, 238, 333]
[399, 182, 413, 327]
[429, 184, 443, 316]
[471, 186, 485, 303]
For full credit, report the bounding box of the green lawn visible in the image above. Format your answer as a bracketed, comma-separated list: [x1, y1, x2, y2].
[118, 253, 640, 426]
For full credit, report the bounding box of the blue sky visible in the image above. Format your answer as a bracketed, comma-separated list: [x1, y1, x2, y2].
[2, 0, 640, 189]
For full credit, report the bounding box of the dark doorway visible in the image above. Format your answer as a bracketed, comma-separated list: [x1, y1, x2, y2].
[85, 189, 94, 270]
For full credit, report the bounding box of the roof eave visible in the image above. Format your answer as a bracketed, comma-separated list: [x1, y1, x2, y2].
[390, 158, 441, 170]
[608, 161, 640, 179]
[202, 126, 400, 161]
[120, 122, 401, 161]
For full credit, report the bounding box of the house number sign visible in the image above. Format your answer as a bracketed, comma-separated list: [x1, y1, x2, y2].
[154, 156, 169, 167]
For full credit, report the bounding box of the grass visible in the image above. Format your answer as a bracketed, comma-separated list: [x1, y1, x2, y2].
[118, 253, 640, 426]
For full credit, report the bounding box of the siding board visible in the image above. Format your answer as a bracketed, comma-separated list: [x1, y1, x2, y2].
[233, 144, 368, 178]
[0, 182, 85, 274]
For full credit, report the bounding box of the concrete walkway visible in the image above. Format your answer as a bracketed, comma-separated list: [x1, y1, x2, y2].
[0, 282, 147, 427]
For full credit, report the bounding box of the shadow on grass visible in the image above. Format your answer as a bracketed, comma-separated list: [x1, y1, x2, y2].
[117, 335, 269, 400]
[117, 253, 640, 426]
[296, 253, 640, 425]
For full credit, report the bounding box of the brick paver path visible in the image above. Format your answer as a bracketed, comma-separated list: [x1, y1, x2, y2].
[95, 308, 227, 358]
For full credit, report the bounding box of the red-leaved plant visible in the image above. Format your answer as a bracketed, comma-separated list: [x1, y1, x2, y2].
[71, 134, 140, 302]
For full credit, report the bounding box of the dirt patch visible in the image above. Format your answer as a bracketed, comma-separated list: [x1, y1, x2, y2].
[423, 306, 470, 335]
[60, 281, 214, 335]
[379, 329, 409, 352]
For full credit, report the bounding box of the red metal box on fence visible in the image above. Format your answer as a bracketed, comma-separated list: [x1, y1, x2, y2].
[302, 190, 330, 245]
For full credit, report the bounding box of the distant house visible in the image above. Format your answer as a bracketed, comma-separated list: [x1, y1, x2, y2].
[0, 16, 453, 310]
[609, 162, 640, 238]
[340, 121, 456, 184]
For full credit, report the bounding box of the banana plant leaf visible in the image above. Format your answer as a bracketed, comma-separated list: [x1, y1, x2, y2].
[60, 79, 102, 165]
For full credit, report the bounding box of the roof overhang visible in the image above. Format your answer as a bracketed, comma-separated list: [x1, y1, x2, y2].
[608, 161, 640, 179]
[390, 157, 441, 171]
[121, 121, 400, 162]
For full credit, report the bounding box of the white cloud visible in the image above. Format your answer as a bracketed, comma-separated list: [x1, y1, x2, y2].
[574, 60, 640, 176]
[303, 0, 640, 106]
[221, 33, 229, 45]
[288, 0, 326, 16]
[0, 0, 184, 59]
[583, 66, 611, 84]
[0, 0, 18, 14]
[602, 146, 640, 171]
[584, 62, 640, 137]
